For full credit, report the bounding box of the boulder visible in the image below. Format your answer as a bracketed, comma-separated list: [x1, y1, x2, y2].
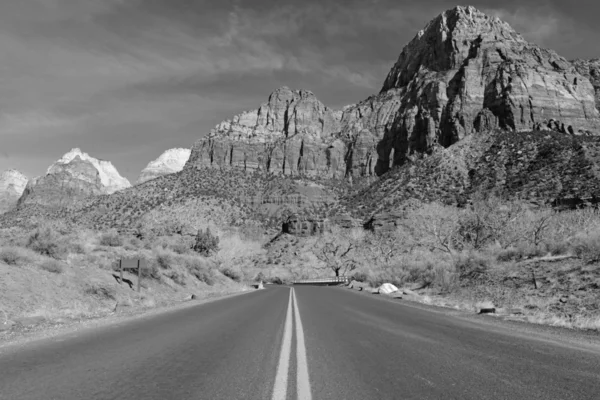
[378, 283, 399, 295]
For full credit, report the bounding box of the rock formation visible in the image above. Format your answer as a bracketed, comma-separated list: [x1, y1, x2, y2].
[0, 169, 28, 214]
[346, 5, 600, 174]
[188, 7, 600, 181]
[137, 148, 191, 184]
[187, 87, 355, 178]
[572, 59, 600, 112]
[18, 149, 130, 208]
[52, 148, 130, 193]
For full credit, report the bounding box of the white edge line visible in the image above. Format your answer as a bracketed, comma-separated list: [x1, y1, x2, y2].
[271, 288, 293, 400]
[293, 288, 312, 400]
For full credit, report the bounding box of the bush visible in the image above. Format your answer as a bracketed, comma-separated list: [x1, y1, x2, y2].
[192, 228, 220, 256]
[141, 263, 161, 280]
[0, 246, 32, 266]
[455, 253, 489, 282]
[185, 258, 214, 285]
[254, 271, 266, 282]
[350, 271, 369, 282]
[99, 230, 123, 247]
[84, 282, 117, 300]
[155, 251, 174, 269]
[39, 259, 64, 274]
[27, 226, 66, 259]
[220, 267, 242, 282]
[164, 270, 186, 286]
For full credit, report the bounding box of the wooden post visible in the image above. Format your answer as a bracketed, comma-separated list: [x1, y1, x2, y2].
[137, 259, 141, 292]
[119, 259, 123, 284]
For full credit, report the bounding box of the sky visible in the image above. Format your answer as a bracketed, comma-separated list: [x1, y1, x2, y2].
[0, 0, 598, 182]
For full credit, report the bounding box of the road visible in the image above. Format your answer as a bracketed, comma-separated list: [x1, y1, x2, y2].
[1, 286, 599, 399]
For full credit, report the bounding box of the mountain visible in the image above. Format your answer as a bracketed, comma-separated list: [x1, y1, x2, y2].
[0, 169, 28, 214]
[341, 5, 600, 176]
[3, 6, 600, 231]
[187, 87, 351, 178]
[18, 149, 131, 209]
[572, 59, 600, 112]
[137, 148, 191, 184]
[51, 148, 131, 193]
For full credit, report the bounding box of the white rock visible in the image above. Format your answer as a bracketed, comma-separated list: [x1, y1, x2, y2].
[50, 148, 131, 193]
[0, 169, 28, 196]
[378, 283, 399, 295]
[136, 148, 191, 184]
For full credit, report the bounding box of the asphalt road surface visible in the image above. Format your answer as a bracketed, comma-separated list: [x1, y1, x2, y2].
[1, 286, 600, 400]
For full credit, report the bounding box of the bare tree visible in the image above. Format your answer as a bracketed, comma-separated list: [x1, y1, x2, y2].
[313, 239, 356, 277]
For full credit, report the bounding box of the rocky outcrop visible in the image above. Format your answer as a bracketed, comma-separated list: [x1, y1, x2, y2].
[187, 87, 367, 178]
[19, 156, 106, 208]
[52, 148, 130, 193]
[18, 149, 130, 208]
[343, 5, 600, 174]
[137, 148, 191, 184]
[572, 59, 600, 112]
[282, 214, 328, 236]
[188, 7, 600, 182]
[0, 169, 28, 214]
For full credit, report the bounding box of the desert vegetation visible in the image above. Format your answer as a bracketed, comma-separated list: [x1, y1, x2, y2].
[0, 219, 265, 328]
[335, 197, 600, 331]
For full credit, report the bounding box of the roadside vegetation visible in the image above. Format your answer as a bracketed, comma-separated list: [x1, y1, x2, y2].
[0, 220, 265, 329]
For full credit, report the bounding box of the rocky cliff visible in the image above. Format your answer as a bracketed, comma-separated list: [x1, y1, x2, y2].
[572, 59, 600, 112]
[0, 169, 28, 214]
[345, 5, 600, 175]
[137, 148, 191, 184]
[187, 87, 353, 178]
[18, 149, 130, 209]
[52, 148, 131, 193]
[188, 6, 600, 181]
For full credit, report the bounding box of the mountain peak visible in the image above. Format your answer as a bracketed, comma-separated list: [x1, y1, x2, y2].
[49, 148, 131, 193]
[137, 148, 191, 184]
[381, 5, 526, 91]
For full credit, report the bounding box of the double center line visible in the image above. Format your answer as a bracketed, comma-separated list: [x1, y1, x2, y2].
[272, 288, 312, 400]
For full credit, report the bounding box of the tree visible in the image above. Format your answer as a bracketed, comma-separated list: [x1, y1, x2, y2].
[313, 237, 356, 277]
[192, 228, 220, 256]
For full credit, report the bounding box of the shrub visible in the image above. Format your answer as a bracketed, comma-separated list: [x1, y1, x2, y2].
[155, 251, 174, 269]
[164, 270, 186, 286]
[192, 228, 220, 256]
[350, 271, 369, 282]
[141, 263, 161, 280]
[39, 259, 64, 274]
[254, 271, 266, 282]
[220, 267, 242, 282]
[185, 258, 215, 285]
[0, 246, 32, 266]
[99, 230, 123, 247]
[27, 226, 66, 259]
[84, 282, 117, 300]
[455, 253, 489, 282]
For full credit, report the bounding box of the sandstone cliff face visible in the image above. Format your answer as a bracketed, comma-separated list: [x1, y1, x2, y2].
[137, 148, 191, 184]
[18, 149, 130, 209]
[343, 5, 600, 174]
[187, 87, 356, 178]
[52, 148, 131, 193]
[19, 156, 106, 208]
[0, 169, 28, 214]
[188, 7, 600, 181]
[572, 59, 600, 112]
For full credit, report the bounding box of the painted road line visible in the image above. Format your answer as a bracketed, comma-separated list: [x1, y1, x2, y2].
[293, 289, 312, 400]
[272, 288, 293, 400]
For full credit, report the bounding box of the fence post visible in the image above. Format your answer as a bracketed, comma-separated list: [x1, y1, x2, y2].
[137, 259, 141, 292]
